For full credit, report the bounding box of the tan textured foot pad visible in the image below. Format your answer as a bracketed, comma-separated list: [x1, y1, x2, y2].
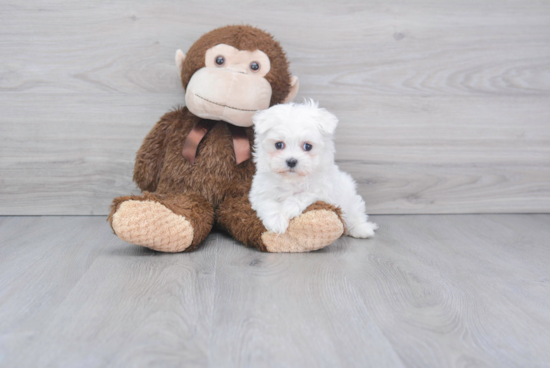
[261, 210, 344, 253]
[111, 200, 194, 253]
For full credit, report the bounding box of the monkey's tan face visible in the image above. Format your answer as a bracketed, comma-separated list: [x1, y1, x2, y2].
[185, 44, 273, 127]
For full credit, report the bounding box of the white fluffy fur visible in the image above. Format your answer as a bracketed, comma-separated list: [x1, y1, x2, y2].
[250, 100, 378, 238]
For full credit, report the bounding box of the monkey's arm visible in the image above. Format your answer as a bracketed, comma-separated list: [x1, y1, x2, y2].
[133, 115, 173, 192]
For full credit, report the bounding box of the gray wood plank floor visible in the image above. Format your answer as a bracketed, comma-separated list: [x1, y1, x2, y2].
[0, 215, 549, 367]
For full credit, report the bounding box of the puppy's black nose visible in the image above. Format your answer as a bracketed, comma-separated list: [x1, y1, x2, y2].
[286, 158, 298, 168]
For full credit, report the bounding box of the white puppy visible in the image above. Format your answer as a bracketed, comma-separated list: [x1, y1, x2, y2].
[250, 100, 378, 238]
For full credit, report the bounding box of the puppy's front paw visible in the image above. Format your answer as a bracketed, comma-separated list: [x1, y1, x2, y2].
[263, 214, 290, 235]
[348, 221, 378, 238]
[282, 199, 305, 220]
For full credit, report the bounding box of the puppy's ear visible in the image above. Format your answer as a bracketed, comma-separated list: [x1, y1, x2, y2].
[252, 108, 276, 135]
[316, 108, 339, 135]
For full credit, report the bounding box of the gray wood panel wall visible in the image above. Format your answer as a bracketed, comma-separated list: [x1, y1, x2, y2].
[1, 0, 549, 215]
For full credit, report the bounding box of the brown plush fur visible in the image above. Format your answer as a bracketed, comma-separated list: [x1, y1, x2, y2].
[109, 25, 344, 252]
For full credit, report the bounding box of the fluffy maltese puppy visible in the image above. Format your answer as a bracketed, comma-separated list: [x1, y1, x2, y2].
[250, 100, 378, 238]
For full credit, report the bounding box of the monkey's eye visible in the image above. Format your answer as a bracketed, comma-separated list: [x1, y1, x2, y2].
[303, 143, 313, 151]
[215, 56, 225, 66]
[250, 61, 260, 72]
[275, 142, 285, 150]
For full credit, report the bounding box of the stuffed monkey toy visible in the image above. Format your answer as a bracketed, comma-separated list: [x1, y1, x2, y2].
[108, 25, 345, 252]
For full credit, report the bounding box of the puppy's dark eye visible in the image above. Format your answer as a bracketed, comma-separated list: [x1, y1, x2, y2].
[303, 143, 313, 151]
[215, 56, 225, 66]
[250, 61, 260, 72]
[275, 142, 285, 150]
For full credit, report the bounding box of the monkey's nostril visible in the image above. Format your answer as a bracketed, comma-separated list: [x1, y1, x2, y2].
[286, 158, 298, 168]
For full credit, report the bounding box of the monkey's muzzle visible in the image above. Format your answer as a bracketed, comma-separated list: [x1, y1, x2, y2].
[185, 67, 272, 127]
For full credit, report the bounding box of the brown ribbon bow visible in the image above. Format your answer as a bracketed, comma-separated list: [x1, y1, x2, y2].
[182, 120, 251, 165]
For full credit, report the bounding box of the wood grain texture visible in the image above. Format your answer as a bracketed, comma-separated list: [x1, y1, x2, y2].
[1, 0, 549, 215]
[1, 214, 549, 367]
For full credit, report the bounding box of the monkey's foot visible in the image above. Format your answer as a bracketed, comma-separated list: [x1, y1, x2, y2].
[111, 200, 194, 253]
[261, 205, 344, 253]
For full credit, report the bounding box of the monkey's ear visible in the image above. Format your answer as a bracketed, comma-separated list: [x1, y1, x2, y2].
[175, 49, 186, 78]
[282, 76, 299, 104]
